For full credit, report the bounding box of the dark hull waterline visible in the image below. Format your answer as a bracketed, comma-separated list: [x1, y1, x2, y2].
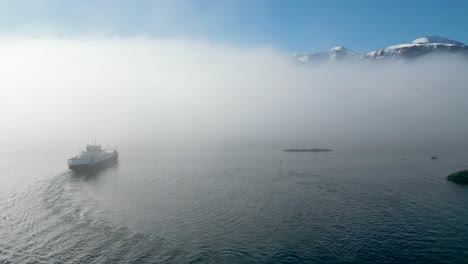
[68, 154, 118, 172]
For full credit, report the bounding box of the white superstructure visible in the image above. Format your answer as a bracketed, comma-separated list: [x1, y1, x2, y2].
[68, 144, 118, 171]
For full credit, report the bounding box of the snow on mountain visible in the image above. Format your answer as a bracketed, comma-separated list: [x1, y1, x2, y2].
[329, 46, 361, 60]
[294, 46, 361, 64]
[366, 35, 467, 59]
[411, 36, 465, 46]
[295, 36, 467, 63]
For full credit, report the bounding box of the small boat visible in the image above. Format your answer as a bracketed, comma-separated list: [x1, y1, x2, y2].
[284, 148, 333, 153]
[68, 144, 118, 172]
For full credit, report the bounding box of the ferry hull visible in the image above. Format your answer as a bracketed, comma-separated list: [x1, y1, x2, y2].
[69, 154, 118, 172]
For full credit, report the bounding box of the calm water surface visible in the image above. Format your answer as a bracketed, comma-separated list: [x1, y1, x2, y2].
[0, 144, 467, 263]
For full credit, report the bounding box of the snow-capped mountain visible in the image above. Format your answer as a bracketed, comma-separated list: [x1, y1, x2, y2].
[366, 35, 467, 59]
[411, 36, 464, 46]
[294, 46, 361, 63]
[295, 36, 467, 63]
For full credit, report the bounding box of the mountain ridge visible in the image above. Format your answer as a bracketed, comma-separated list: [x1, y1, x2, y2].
[296, 35, 468, 63]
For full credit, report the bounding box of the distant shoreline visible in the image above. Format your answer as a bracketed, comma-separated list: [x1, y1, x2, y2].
[284, 148, 333, 153]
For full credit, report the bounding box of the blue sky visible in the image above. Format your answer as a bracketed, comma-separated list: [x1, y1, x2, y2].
[1, 0, 467, 53]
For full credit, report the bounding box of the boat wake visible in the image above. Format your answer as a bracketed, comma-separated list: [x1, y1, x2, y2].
[0, 170, 168, 263]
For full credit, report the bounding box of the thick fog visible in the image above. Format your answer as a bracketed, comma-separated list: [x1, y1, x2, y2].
[1, 37, 467, 150]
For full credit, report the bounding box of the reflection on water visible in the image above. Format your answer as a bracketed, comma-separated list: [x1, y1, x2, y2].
[1, 145, 468, 263]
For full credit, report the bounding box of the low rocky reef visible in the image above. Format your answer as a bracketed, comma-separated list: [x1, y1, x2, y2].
[284, 148, 333, 153]
[447, 170, 468, 184]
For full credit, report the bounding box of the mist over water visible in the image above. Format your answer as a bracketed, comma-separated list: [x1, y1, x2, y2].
[2, 37, 468, 263]
[1, 37, 468, 149]
[2, 143, 468, 263]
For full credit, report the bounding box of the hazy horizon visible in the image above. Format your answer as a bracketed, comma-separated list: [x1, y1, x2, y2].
[1, 36, 467, 151]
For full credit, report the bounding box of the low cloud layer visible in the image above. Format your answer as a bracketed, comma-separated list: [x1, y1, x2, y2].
[1, 37, 467, 150]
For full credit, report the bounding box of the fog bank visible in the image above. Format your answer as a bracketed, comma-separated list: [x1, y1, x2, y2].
[1, 37, 467, 149]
